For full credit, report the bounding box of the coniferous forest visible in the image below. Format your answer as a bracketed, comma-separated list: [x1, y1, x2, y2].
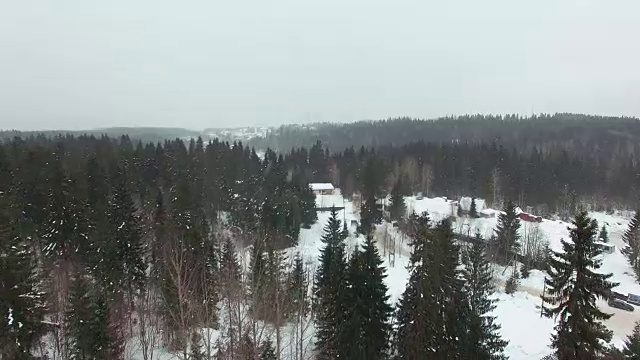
[0, 116, 637, 359]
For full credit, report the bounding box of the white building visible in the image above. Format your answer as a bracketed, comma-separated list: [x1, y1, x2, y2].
[310, 183, 335, 195]
[459, 196, 486, 212]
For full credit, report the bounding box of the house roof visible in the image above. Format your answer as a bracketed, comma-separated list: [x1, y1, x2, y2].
[310, 183, 335, 191]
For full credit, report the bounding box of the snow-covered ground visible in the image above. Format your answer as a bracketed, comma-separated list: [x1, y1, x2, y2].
[300, 192, 639, 359]
[122, 191, 637, 359]
[403, 195, 638, 358]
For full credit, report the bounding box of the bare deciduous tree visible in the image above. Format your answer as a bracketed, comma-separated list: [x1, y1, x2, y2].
[421, 164, 434, 197]
[160, 236, 201, 359]
[491, 167, 502, 209]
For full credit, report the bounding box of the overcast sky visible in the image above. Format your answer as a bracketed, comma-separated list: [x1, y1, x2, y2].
[1, 0, 639, 130]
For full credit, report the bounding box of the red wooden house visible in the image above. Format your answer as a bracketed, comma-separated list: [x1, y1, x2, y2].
[518, 212, 542, 223]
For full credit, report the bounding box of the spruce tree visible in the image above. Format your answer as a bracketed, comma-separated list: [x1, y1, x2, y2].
[492, 201, 521, 265]
[314, 207, 348, 359]
[249, 236, 269, 319]
[94, 290, 124, 359]
[622, 211, 640, 281]
[286, 252, 309, 320]
[341, 235, 392, 360]
[623, 321, 640, 359]
[389, 180, 407, 222]
[599, 224, 609, 243]
[299, 181, 318, 228]
[66, 271, 96, 359]
[107, 165, 146, 295]
[504, 266, 520, 295]
[220, 237, 241, 296]
[67, 272, 122, 360]
[520, 261, 531, 279]
[359, 159, 382, 236]
[470, 197, 479, 218]
[543, 212, 617, 359]
[0, 212, 46, 359]
[395, 216, 469, 359]
[259, 339, 277, 360]
[461, 234, 508, 359]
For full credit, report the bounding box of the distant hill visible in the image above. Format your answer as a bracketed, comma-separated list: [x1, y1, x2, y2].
[0, 127, 201, 144]
[246, 113, 640, 156]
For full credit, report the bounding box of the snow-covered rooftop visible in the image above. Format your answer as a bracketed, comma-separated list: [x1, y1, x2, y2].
[310, 183, 334, 191]
[459, 196, 486, 212]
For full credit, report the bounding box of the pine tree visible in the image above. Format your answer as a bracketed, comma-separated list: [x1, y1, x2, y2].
[520, 261, 531, 279]
[359, 159, 382, 236]
[286, 252, 309, 319]
[220, 237, 241, 296]
[599, 224, 609, 243]
[0, 212, 46, 359]
[461, 234, 508, 359]
[389, 180, 407, 222]
[492, 201, 521, 265]
[249, 236, 269, 319]
[623, 321, 640, 359]
[504, 266, 520, 295]
[543, 212, 617, 359]
[314, 207, 348, 359]
[395, 216, 469, 359]
[219, 237, 242, 357]
[94, 290, 124, 359]
[470, 197, 479, 218]
[66, 271, 96, 359]
[299, 181, 318, 228]
[341, 235, 393, 360]
[259, 339, 277, 360]
[67, 272, 122, 360]
[622, 211, 640, 281]
[358, 235, 393, 359]
[106, 164, 146, 295]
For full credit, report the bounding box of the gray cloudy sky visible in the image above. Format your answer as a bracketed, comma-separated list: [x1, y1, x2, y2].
[1, 0, 639, 130]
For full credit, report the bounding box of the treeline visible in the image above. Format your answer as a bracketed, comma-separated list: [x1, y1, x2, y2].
[0, 126, 201, 145]
[300, 140, 638, 213]
[1, 133, 640, 359]
[251, 113, 640, 210]
[0, 135, 316, 359]
[250, 114, 640, 157]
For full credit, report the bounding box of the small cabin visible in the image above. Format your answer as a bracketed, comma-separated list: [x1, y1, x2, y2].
[310, 183, 335, 195]
[595, 241, 615, 255]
